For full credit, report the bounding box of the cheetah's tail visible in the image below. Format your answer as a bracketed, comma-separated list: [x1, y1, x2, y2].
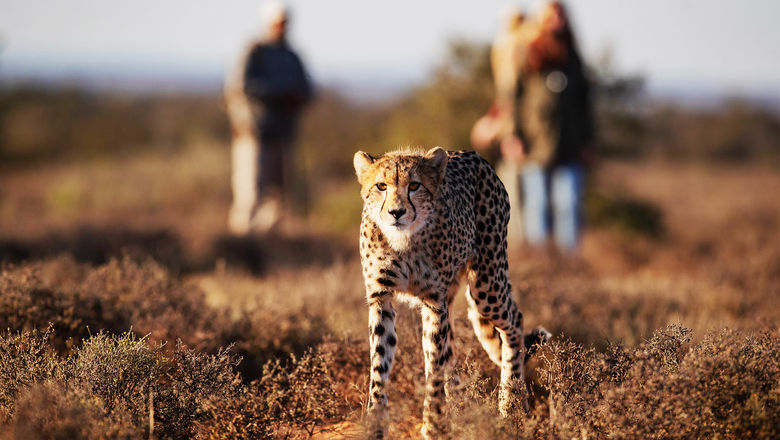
[524, 326, 552, 362]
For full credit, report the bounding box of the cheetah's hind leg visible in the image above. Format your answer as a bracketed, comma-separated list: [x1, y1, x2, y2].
[523, 326, 552, 362]
[464, 281, 503, 366]
[466, 277, 551, 364]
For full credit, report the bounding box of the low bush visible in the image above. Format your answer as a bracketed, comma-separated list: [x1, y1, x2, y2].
[0, 328, 346, 439]
[534, 324, 780, 439]
[0, 256, 332, 381]
[0, 239, 777, 438]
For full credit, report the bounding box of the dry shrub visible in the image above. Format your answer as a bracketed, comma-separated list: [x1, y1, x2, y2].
[512, 266, 674, 350]
[194, 347, 342, 440]
[10, 381, 137, 440]
[154, 342, 243, 439]
[66, 332, 242, 439]
[70, 332, 162, 419]
[447, 353, 516, 440]
[0, 256, 333, 381]
[536, 324, 780, 439]
[69, 257, 233, 351]
[0, 256, 234, 353]
[0, 324, 351, 439]
[258, 349, 342, 437]
[0, 330, 150, 439]
[0, 328, 252, 439]
[1, 261, 778, 439]
[232, 305, 329, 379]
[0, 265, 94, 351]
[0, 326, 58, 422]
[317, 337, 370, 410]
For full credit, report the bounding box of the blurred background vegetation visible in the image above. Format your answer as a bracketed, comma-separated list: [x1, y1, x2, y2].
[3, 40, 779, 170]
[3, 40, 778, 245]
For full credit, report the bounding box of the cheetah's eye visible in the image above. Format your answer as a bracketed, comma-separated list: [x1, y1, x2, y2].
[375, 183, 387, 191]
[408, 182, 421, 191]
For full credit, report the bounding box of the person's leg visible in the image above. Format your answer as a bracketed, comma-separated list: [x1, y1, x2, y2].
[278, 136, 297, 212]
[496, 160, 524, 248]
[521, 163, 549, 245]
[228, 132, 258, 235]
[254, 137, 286, 232]
[258, 137, 285, 200]
[551, 163, 584, 251]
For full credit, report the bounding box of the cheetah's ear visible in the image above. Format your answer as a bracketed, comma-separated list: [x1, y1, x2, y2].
[422, 147, 448, 182]
[353, 151, 375, 181]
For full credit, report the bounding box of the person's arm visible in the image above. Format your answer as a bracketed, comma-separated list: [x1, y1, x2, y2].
[243, 46, 271, 102]
[576, 59, 597, 167]
[291, 52, 314, 106]
[580, 68, 595, 145]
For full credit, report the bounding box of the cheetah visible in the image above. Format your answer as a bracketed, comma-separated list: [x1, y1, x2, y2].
[354, 147, 550, 439]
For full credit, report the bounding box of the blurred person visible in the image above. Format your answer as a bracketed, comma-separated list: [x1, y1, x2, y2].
[491, 7, 531, 139]
[514, 1, 594, 251]
[472, 8, 536, 246]
[472, 8, 532, 158]
[225, 1, 313, 235]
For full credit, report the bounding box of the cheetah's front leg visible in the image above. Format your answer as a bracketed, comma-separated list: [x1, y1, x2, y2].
[366, 292, 397, 439]
[420, 301, 453, 439]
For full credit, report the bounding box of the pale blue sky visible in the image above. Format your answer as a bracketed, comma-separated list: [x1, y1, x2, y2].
[1, 0, 779, 97]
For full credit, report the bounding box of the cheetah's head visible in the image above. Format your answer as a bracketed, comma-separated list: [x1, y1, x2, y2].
[354, 147, 448, 250]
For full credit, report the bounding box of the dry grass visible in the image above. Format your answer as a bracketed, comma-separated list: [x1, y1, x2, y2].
[0, 143, 779, 438]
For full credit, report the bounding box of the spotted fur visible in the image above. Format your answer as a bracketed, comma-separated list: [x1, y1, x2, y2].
[354, 147, 549, 439]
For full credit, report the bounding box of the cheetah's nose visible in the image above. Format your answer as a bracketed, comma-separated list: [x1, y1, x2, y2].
[388, 208, 406, 220]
